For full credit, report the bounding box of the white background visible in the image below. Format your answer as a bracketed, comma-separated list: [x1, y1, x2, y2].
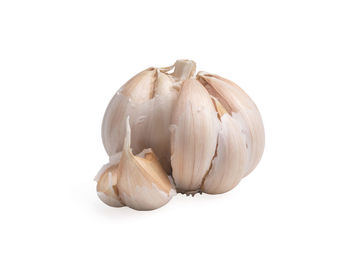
[0, 0, 349, 252]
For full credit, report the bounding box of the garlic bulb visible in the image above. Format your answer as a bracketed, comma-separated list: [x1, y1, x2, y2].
[97, 60, 264, 210]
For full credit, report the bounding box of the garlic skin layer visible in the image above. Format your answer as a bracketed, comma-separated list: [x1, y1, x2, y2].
[97, 59, 264, 210]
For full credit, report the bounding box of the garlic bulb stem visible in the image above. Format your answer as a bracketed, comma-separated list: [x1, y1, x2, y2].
[172, 59, 196, 81]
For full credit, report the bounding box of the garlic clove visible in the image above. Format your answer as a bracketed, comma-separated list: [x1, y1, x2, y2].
[201, 99, 248, 194]
[197, 72, 265, 176]
[95, 153, 124, 207]
[117, 117, 176, 211]
[170, 79, 219, 192]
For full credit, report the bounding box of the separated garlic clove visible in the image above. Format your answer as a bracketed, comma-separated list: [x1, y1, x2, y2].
[197, 72, 265, 176]
[117, 117, 176, 211]
[102, 60, 196, 173]
[201, 98, 248, 194]
[170, 79, 219, 192]
[96, 119, 176, 210]
[95, 153, 124, 207]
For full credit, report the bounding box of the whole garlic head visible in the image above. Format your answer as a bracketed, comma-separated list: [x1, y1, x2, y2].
[97, 60, 265, 210]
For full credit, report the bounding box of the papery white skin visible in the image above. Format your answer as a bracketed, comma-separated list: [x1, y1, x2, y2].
[170, 79, 219, 192]
[197, 72, 265, 176]
[117, 117, 175, 211]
